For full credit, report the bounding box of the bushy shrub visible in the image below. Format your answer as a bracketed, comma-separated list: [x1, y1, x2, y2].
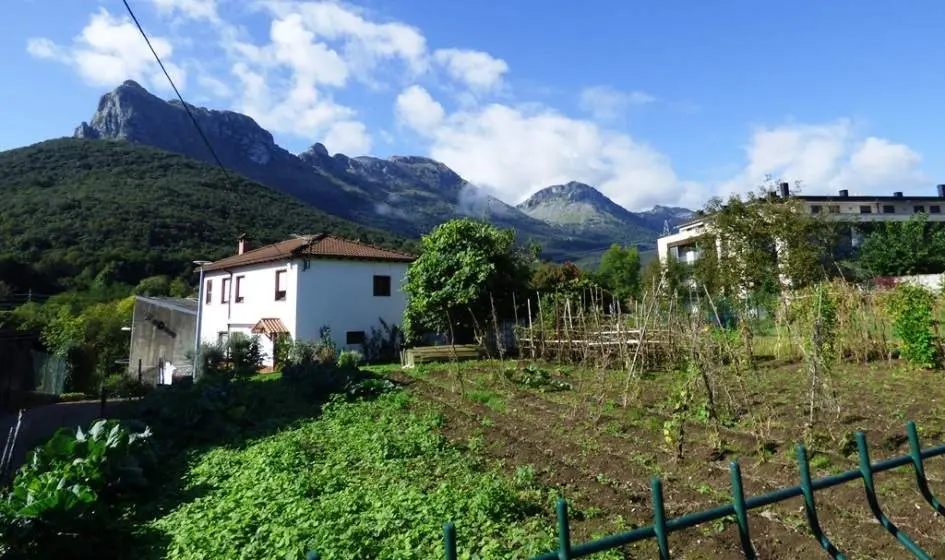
[227, 332, 265, 379]
[886, 283, 940, 368]
[337, 350, 362, 370]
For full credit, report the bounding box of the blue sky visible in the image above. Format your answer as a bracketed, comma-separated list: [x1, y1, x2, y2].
[1, 0, 943, 210]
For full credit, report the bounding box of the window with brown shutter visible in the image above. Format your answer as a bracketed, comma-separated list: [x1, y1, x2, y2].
[235, 276, 245, 303]
[275, 269, 287, 301]
[373, 275, 391, 297]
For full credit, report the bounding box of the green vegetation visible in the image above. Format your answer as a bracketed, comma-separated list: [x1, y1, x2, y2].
[886, 283, 940, 368]
[596, 243, 642, 304]
[0, 334, 563, 559]
[0, 138, 414, 295]
[857, 213, 945, 276]
[154, 392, 553, 559]
[403, 218, 535, 344]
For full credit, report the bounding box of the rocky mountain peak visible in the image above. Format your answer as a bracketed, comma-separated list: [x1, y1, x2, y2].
[74, 81, 277, 166]
[517, 181, 613, 211]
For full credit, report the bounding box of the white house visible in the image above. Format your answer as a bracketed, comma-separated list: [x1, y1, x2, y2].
[196, 233, 415, 366]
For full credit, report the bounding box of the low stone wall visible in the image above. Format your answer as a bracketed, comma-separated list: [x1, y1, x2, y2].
[0, 399, 131, 473]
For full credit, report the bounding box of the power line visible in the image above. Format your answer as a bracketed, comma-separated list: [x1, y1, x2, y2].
[120, 0, 233, 185]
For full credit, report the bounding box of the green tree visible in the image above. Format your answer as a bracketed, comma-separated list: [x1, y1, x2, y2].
[134, 275, 172, 297]
[531, 261, 582, 293]
[403, 219, 535, 344]
[42, 296, 135, 392]
[705, 182, 836, 297]
[597, 244, 642, 304]
[857, 214, 945, 276]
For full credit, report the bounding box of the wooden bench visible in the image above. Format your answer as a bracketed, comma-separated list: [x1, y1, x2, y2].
[400, 345, 485, 368]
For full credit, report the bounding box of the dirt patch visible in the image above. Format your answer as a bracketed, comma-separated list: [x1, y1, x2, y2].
[392, 362, 945, 559]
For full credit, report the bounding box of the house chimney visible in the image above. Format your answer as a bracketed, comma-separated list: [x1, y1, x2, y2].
[937, 184, 945, 198]
[838, 189, 849, 198]
[237, 233, 250, 255]
[893, 191, 903, 198]
[779, 182, 790, 198]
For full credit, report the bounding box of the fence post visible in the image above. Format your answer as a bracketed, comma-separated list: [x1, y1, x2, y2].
[444, 522, 457, 560]
[906, 421, 945, 516]
[556, 498, 572, 560]
[729, 462, 755, 559]
[651, 478, 670, 560]
[137, 359, 143, 383]
[796, 444, 845, 558]
[856, 432, 930, 559]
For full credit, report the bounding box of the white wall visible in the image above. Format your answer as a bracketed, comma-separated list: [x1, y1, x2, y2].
[295, 259, 410, 353]
[889, 274, 944, 293]
[198, 260, 300, 366]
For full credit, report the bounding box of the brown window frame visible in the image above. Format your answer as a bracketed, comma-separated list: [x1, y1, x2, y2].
[882, 205, 895, 214]
[205, 279, 212, 304]
[859, 205, 872, 214]
[828, 205, 840, 214]
[373, 275, 392, 297]
[221, 277, 231, 304]
[915, 206, 926, 214]
[810, 205, 821, 214]
[931, 205, 942, 214]
[235, 276, 245, 303]
[275, 269, 287, 301]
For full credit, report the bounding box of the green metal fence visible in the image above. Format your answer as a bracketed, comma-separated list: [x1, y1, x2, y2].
[307, 421, 945, 559]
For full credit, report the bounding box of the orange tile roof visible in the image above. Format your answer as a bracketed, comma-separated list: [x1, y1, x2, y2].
[251, 318, 290, 335]
[202, 234, 414, 271]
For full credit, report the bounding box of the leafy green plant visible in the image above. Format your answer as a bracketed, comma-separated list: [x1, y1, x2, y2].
[886, 283, 940, 368]
[0, 419, 153, 557]
[337, 350, 363, 370]
[503, 363, 572, 392]
[150, 392, 556, 559]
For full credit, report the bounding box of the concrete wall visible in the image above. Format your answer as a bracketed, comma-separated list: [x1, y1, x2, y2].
[129, 298, 197, 384]
[877, 274, 945, 293]
[295, 259, 410, 353]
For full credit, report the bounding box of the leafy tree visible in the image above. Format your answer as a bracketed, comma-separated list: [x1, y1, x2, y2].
[531, 261, 582, 293]
[704, 182, 837, 297]
[403, 219, 535, 344]
[857, 214, 945, 276]
[134, 275, 173, 297]
[597, 244, 642, 304]
[41, 296, 135, 392]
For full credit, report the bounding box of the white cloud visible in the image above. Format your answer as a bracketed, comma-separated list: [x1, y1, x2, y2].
[395, 85, 444, 132]
[25, 38, 60, 59]
[579, 85, 655, 121]
[151, 0, 219, 22]
[33, 1, 930, 213]
[433, 49, 508, 92]
[261, 0, 427, 79]
[324, 120, 372, 154]
[411, 100, 702, 210]
[720, 120, 926, 199]
[25, 8, 185, 91]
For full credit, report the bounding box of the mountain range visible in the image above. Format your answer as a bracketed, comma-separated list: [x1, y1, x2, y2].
[68, 80, 690, 262]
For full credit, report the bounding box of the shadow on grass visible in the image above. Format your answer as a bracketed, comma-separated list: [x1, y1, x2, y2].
[50, 367, 393, 560]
